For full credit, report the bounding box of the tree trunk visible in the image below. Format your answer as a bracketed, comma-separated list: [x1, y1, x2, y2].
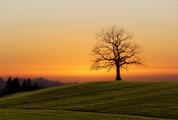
[116, 65, 121, 81]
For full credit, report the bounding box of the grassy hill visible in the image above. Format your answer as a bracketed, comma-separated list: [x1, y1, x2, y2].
[0, 81, 178, 120]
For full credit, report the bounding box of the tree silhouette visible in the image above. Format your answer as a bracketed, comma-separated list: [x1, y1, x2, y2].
[22, 79, 28, 91]
[2, 77, 21, 95]
[33, 83, 41, 90]
[2, 77, 13, 94]
[92, 26, 142, 80]
[1, 77, 42, 96]
[12, 78, 21, 92]
[27, 78, 32, 91]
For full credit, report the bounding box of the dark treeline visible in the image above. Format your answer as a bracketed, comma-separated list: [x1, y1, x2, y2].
[0, 77, 41, 97]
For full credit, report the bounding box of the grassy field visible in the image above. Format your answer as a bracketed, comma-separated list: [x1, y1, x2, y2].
[0, 109, 161, 120]
[0, 81, 178, 119]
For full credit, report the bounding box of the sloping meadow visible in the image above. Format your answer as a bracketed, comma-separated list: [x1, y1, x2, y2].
[0, 81, 178, 119]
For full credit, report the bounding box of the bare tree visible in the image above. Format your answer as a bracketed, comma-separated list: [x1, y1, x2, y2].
[92, 26, 142, 80]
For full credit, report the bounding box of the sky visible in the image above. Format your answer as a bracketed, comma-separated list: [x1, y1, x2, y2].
[0, 0, 178, 82]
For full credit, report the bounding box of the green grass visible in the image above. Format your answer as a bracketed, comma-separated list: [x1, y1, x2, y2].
[0, 81, 178, 119]
[0, 109, 160, 120]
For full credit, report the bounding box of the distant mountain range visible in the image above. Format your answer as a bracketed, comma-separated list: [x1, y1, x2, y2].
[32, 77, 65, 87]
[0, 77, 67, 90]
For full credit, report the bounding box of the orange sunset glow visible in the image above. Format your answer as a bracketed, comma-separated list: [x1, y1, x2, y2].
[0, 0, 178, 82]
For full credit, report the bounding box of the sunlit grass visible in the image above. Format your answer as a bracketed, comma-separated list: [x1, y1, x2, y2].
[0, 81, 178, 119]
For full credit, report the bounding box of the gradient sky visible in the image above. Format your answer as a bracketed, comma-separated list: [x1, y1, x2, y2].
[0, 0, 178, 82]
